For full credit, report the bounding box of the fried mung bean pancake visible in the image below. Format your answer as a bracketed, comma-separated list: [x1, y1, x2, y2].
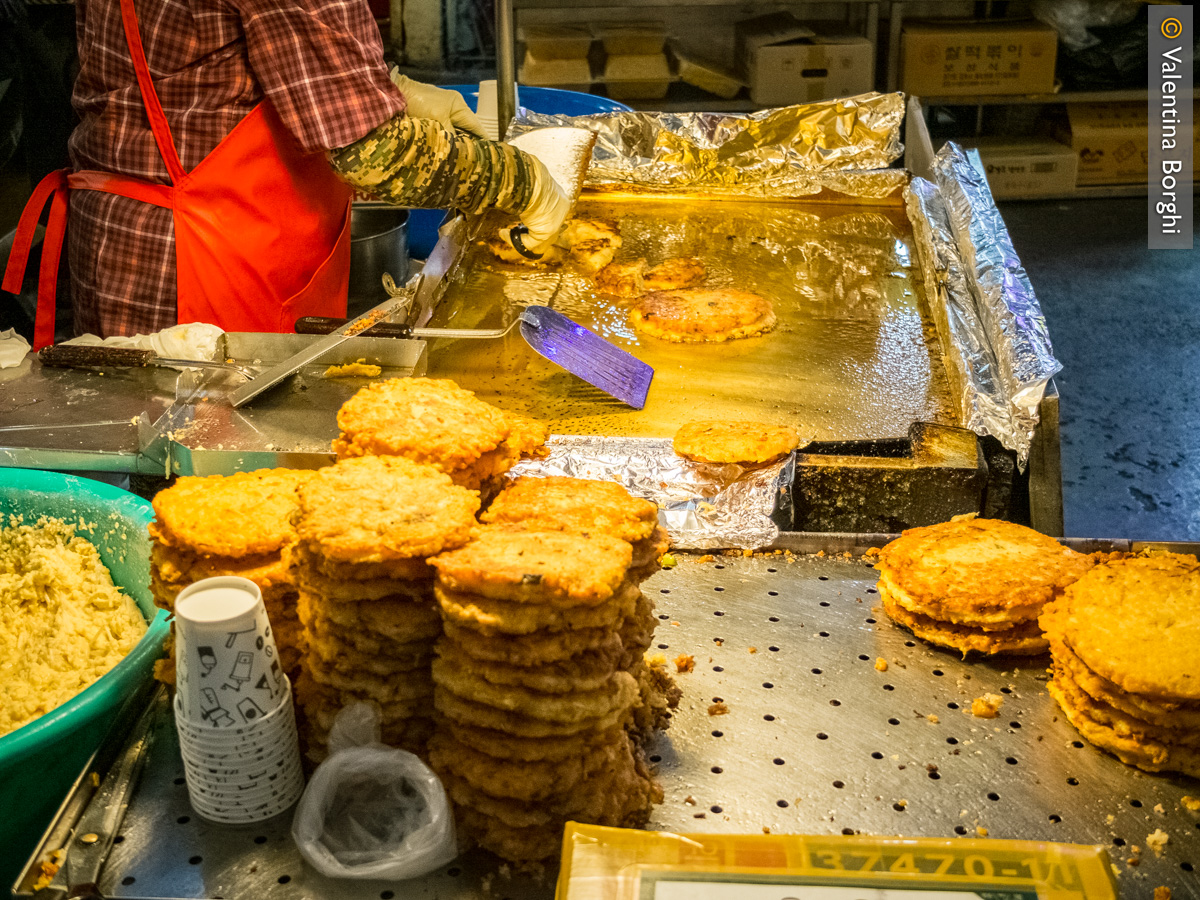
[433, 659, 637, 723]
[441, 619, 620, 665]
[630, 288, 775, 342]
[151, 468, 312, 558]
[300, 595, 443, 646]
[439, 638, 621, 694]
[431, 527, 632, 606]
[429, 732, 619, 802]
[435, 687, 631, 738]
[882, 594, 1049, 657]
[1045, 553, 1200, 701]
[876, 518, 1094, 628]
[482, 476, 659, 544]
[484, 233, 565, 267]
[1047, 679, 1200, 778]
[442, 719, 615, 763]
[294, 456, 478, 563]
[1046, 628, 1200, 730]
[150, 539, 293, 591]
[643, 257, 706, 291]
[435, 582, 639, 635]
[673, 420, 801, 465]
[335, 377, 515, 469]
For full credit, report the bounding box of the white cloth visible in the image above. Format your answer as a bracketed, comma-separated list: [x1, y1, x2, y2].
[63, 323, 224, 363]
[0, 329, 32, 369]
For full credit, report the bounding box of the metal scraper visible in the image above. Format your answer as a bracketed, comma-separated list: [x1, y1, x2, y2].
[296, 304, 655, 409]
[517, 305, 653, 409]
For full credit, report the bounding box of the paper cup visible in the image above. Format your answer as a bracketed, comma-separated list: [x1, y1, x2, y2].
[476, 80, 518, 141]
[174, 577, 288, 725]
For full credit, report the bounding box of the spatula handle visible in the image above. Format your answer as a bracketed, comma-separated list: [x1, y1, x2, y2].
[38, 345, 155, 369]
[294, 317, 413, 339]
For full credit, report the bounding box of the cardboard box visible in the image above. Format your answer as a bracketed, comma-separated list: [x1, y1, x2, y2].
[1054, 100, 1200, 186]
[962, 137, 1077, 198]
[603, 52, 672, 101]
[901, 19, 1057, 97]
[737, 13, 874, 107]
[518, 25, 593, 61]
[675, 50, 743, 100]
[520, 49, 593, 92]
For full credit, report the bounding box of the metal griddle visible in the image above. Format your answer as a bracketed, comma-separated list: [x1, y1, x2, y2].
[423, 192, 957, 443]
[19, 536, 1199, 900]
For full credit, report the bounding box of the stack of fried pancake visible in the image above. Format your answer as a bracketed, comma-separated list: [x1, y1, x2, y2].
[332, 378, 547, 496]
[149, 468, 313, 681]
[876, 518, 1095, 656]
[1042, 552, 1200, 777]
[428, 505, 667, 863]
[481, 476, 677, 734]
[289, 456, 479, 763]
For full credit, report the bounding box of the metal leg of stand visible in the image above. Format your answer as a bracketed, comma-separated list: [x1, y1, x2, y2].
[494, 0, 516, 139]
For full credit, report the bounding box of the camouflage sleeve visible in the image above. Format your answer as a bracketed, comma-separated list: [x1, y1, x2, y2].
[329, 113, 536, 215]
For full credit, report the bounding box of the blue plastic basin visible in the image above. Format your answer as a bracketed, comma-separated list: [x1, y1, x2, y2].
[407, 86, 632, 259]
[0, 469, 169, 895]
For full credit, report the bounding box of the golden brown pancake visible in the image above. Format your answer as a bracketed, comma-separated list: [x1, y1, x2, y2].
[630, 288, 775, 342]
[673, 420, 801, 465]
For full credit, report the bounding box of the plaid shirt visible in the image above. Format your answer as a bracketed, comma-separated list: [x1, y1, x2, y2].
[67, 0, 403, 337]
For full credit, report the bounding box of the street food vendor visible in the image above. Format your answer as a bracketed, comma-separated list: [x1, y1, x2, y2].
[2, 0, 569, 348]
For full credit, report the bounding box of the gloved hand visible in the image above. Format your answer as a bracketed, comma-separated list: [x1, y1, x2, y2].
[390, 69, 487, 138]
[517, 156, 572, 254]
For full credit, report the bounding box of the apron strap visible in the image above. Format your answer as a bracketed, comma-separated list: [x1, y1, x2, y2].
[118, 0, 187, 184]
[69, 170, 174, 208]
[3, 169, 71, 350]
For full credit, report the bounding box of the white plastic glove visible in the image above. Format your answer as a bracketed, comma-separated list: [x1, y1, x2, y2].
[390, 69, 487, 138]
[516, 156, 572, 254]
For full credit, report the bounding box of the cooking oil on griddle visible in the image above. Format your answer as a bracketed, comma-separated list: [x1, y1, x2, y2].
[426, 194, 957, 442]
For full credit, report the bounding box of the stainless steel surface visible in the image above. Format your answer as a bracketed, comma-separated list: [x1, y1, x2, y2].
[151, 333, 427, 476]
[228, 291, 418, 409]
[426, 192, 958, 442]
[348, 206, 410, 318]
[0, 356, 175, 473]
[49, 539, 1200, 900]
[495, 0, 516, 140]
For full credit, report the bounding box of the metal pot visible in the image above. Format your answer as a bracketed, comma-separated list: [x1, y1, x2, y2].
[348, 205, 409, 317]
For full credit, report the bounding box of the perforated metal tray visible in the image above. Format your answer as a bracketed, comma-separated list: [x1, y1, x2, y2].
[29, 538, 1200, 900]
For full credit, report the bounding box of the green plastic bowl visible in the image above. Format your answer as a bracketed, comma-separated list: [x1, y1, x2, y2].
[0, 468, 169, 895]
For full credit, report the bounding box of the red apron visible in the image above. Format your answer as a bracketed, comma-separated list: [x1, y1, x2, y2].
[2, 0, 352, 349]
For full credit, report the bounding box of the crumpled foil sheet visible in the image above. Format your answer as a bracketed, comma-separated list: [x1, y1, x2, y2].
[508, 92, 906, 199]
[507, 436, 795, 550]
[908, 143, 1062, 465]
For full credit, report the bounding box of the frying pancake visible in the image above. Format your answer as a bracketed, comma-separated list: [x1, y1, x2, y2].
[644, 257, 706, 291]
[630, 288, 775, 342]
[595, 259, 647, 298]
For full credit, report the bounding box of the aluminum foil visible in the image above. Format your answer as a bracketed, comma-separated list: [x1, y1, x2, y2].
[508, 92, 906, 199]
[507, 436, 795, 550]
[907, 143, 1062, 465]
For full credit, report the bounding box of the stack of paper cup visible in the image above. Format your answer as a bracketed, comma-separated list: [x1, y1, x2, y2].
[173, 576, 304, 823]
[476, 80, 519, 142]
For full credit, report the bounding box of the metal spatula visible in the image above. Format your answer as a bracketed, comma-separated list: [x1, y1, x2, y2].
[296, 305, 654, 409]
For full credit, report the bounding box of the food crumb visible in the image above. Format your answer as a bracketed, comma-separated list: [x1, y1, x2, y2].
[660, 553, 677, 568]
[864, 547, 880, 559]
[1154, 887, 1172, 900]
[1183, 796, 1200, 812]
[971, 694, 1004, 718]
[742, 548, 753, 557]
[1107, 814, 1116, 824]
[875, 658, 888, 672]
[1154, 803, 1165, 814]
[713, 638, 723, 646]
[894, 799, 907, 809]
[927, 714, 939, 724]
[707, 701, 729, 716]
[697, 554, 715, 563]
[1146, 830, 1169, 858]
[693, 812, 707, 819]
[323, 359, 382, 378]
[748, 646, 758, 654]
[976, 826, 988, 837]
[674, 654, 695, 674]
[683, 796, 696, 806]
[762, 826, 771, 834]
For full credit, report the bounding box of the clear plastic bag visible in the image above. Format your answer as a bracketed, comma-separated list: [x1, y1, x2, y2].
[292, 703, 457, 880]
[1032, 0, 1142, 50]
